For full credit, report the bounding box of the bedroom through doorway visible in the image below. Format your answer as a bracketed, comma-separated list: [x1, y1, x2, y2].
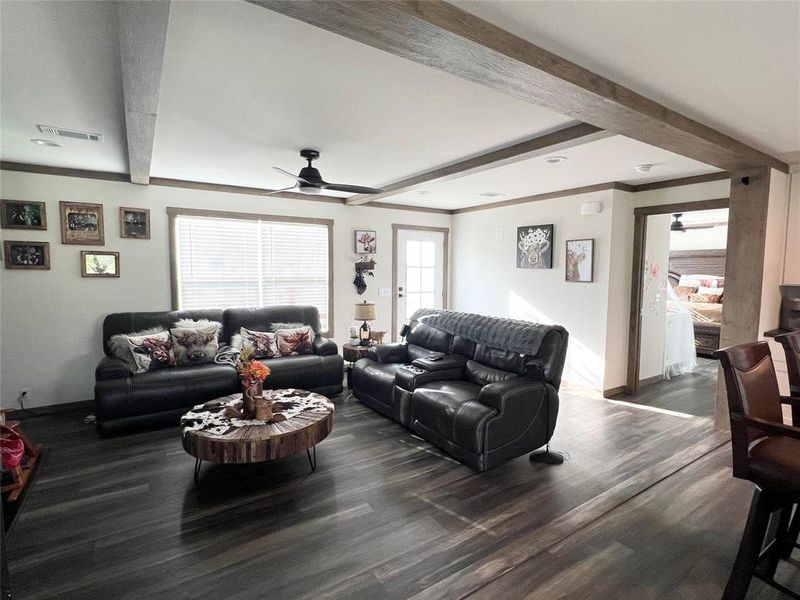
[627, 206, 729, 418]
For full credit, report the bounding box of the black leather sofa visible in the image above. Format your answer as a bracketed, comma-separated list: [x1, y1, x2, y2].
[94, 306, 343, 435]
[352, 309, 568, 471]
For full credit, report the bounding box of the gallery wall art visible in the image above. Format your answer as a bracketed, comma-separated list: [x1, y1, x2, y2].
[4, 240, 50, 270]
[1, 200, 47, 230]
[516, 224, 553, 269]
[565, 239, 594, 282]
[81, 251, 120, 278]
[60, 201, 104, 245]
[120, 207, 150, 239]
[354, 229, 377, 254]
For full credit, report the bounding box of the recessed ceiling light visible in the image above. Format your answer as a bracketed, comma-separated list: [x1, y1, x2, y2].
[30, 139, 62, 147]
[544, 156, 567, 163]
[635, 163, 654, 173]
[479, 192, 506, 198]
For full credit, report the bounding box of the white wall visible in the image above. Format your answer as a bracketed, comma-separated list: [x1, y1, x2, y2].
[669, 224, 728, 251]
[451, 190, 616, 391]
[638, 214, 671, 381]
[0, 171, 451, 408]
[602, 189, 634, 392]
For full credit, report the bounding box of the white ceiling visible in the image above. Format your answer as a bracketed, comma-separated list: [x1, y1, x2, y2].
[0, 1, 128, 173]
[381, 135, 720, 210]
[150, 1, 576, 191]
[455, 0, 800, 164]
[1, 1, 794, 210]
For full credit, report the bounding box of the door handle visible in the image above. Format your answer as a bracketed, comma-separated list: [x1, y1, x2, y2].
[398, 286, 404, 298]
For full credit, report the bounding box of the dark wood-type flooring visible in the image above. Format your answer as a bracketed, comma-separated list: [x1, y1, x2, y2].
[624, 357, 719, 418]
[5, 381, 797, 599]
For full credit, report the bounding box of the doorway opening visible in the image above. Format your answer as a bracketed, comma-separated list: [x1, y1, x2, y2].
[626, 201, 730, 418]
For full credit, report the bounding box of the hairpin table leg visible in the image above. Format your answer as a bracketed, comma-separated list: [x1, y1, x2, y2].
[307, 446, 317, 472]
[194, 459, 202, 483]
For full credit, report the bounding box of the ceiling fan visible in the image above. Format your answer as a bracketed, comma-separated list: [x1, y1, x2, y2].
[670, 213, 726, 232]
[270, 149, 383, 196]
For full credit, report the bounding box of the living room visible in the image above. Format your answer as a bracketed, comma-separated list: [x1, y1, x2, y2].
[1, 1, 799, 599]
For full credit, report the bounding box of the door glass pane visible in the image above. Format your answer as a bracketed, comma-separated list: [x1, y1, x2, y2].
[420, 292, 435, 309]
[420, 241, 435, 267]
[406, 241, 421, 267]
[405, 292, 421, 319]
[406, 267, 421, 292]
[420, 267, 434, 292]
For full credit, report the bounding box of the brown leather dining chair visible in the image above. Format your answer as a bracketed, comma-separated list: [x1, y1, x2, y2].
[715, 340, 800, 600]
[776, 330, 800, 402]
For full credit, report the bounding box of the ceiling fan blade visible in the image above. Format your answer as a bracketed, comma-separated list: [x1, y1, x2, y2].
[263, 186, 298, 196]
[273, 166, 310, 185]
[322, 182, 384, 194]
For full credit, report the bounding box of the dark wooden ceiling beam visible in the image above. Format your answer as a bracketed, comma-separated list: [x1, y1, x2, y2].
[249, 0, 788, 174]
[117, 1, 171, 185]
[346, 123, 611, 205]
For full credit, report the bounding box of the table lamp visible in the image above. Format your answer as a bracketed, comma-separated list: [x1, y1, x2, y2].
[353, 301, 377, 346]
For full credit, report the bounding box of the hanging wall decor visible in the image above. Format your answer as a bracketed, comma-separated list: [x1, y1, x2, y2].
[516, 224, 553, 269]
[565, 239, 594, 282]
[60, 201, 104, 245]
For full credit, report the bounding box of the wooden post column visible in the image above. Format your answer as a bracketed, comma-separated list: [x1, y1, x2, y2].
[716, 167, 772, 428]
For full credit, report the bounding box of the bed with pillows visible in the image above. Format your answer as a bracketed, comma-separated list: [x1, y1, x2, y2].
[94, 306, 342, 435]
[669, 272, 725, 357]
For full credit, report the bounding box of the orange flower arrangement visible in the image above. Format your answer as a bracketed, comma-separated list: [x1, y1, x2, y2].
[236, 346, 271, 389]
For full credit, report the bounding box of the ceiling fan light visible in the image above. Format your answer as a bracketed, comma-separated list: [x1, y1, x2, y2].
[298, 185, 321, 195]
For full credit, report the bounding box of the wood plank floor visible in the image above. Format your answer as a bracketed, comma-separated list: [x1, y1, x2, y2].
[4, 385, 794, 599]
[623, 357, 719, 418]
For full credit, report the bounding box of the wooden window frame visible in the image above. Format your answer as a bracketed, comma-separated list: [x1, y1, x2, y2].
[167, 207, 335, 336]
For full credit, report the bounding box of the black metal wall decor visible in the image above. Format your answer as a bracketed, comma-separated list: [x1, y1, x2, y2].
[354, 258, 375, 295]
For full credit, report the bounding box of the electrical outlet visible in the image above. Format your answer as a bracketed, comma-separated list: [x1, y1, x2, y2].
[379, 287, 391, 297]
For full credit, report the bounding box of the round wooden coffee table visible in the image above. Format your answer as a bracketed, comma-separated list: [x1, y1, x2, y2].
[180, 389, 334, 482]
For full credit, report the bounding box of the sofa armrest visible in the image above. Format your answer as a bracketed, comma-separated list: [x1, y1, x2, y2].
[366, 343, 408, 364]
[95, 356, 132, 381]
[313, 335, 338, 356]
[478, 377, 548, 413]
[412, 354, 465, 372]
[396, 364, 465, 392]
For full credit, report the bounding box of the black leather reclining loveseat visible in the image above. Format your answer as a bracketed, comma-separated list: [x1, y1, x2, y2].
[94, 306, 343, 435]
[352, 309, 568, 471]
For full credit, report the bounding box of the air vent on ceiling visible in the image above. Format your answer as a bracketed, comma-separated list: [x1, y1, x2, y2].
[36, 125, 103, 142]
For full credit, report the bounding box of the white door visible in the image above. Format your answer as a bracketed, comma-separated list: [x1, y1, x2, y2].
[396, 229, 445, 333]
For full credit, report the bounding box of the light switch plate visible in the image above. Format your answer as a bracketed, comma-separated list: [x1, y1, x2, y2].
[379, 287, 391, 297]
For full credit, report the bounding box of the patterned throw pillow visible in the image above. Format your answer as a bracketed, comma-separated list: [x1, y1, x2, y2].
[109, 327, 176, 373]
[689, 292, 722, 304]
[170, 319, 221, 365]
[240, 327, 279, 359]
[276, 326, 314, 356]
[125, 331, 176, 373]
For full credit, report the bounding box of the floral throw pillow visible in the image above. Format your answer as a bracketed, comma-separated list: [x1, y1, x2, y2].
[240, 327, 279, 359]
[125, 331, 176, 373]
[170, 319, 221, 365]
[276, 326, 314, 356]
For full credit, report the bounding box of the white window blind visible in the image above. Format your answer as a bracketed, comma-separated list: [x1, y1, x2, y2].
[175, 215, 330, 331]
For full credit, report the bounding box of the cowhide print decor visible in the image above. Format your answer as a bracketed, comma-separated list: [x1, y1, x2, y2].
[180, 389, 334, 438]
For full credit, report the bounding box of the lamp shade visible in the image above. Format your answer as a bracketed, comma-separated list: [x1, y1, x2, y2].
[354, 301, 377, 321]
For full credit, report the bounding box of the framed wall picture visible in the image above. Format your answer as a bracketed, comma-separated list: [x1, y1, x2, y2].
[81, 251, 119, 278]
[60, 201, 104, 245]
[517, 224, 553, 269]
[354, 229, 377, 254]
[3, 241, 50, 270]
[120, 207, 150, 239]
[1, 200, 47, 230]
[566, 239, 594, 282]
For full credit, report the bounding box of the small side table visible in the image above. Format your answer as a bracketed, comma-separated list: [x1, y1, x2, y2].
[343, 343, 371, 389]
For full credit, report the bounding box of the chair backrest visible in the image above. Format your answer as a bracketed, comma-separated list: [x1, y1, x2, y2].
[775, 331, 800, 395]
[715, 341, 783, 476]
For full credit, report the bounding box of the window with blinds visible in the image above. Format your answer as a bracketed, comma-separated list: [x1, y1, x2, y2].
[174, 214, 331, 331]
